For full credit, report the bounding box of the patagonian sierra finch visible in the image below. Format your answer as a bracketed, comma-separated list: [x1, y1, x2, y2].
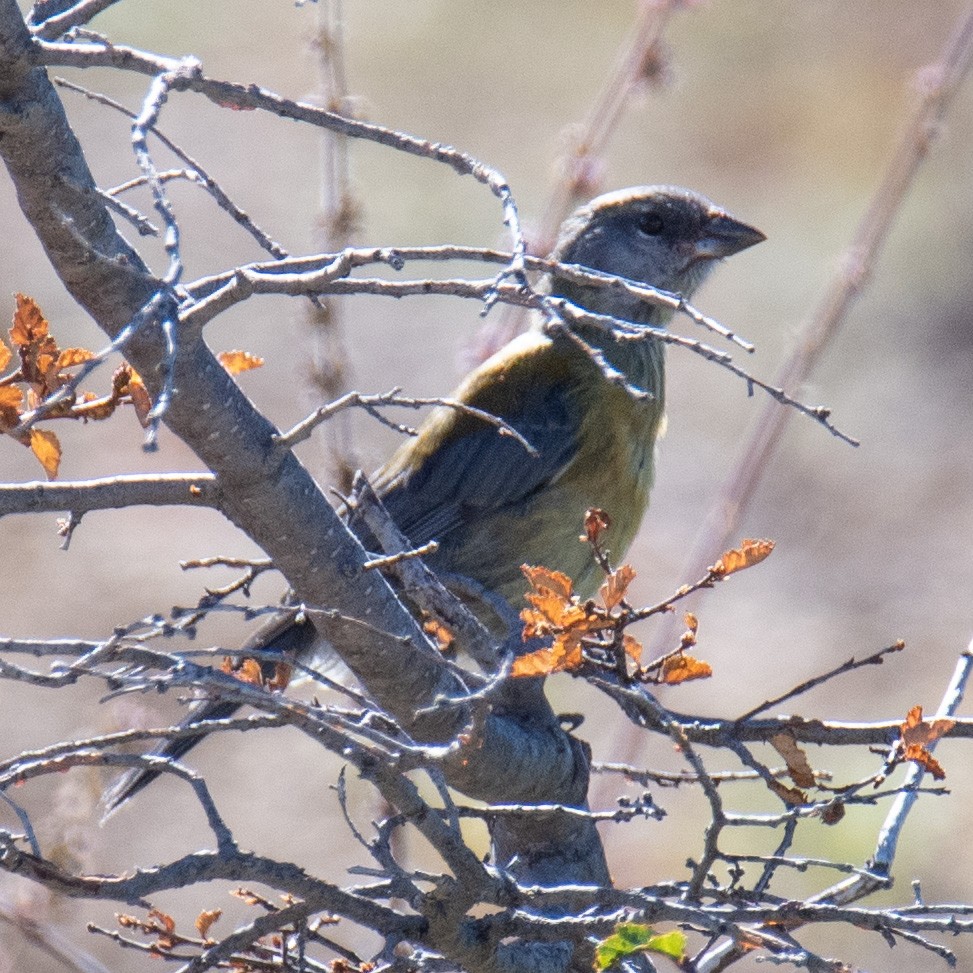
[102, 185, 764, 815]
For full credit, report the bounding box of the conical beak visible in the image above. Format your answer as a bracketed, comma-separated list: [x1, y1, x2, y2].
[694, 211, 766, 260]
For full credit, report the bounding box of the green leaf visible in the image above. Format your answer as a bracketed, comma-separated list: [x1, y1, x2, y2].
[593, 923, 686, 970]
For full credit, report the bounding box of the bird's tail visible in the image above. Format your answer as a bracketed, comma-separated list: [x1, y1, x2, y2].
[100, 613, 321, 821]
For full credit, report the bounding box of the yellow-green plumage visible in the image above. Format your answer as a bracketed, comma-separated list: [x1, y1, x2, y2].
[372, 326, 666, 601]
[367, 185, 763, 606]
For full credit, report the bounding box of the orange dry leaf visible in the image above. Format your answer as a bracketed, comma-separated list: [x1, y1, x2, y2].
[29, 427, 61, 479]
[520, 565, 588, 637]
[712, 538, 775, 578]
[902, 744, 947, 781]
[266, 661, 293, 691]
[10, 292, 48, 347]
[511, 637, 585, 677]
[623, 634, 643, 664]
[900, 705, 954, 780]
[218, 349, 264, 374]
[122, 367, 154, 427]
[423, 616, 455, 652]
[195, 908, 222, 939]
[11, 294, 65, 400]
[900, 705, 955, 748]
[147, 908, 176, 951]
[660, 653, 712, 684]
[600, 564, 636, 611]
[770, 732, 816, 789]
[56, 347, 95, 369]
[0, 339, 10, 372]
[222, 657, 264, 686]
[0, 385, 23, 430]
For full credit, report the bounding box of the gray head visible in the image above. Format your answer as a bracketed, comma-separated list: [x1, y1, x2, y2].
[550, 185, 765, 323]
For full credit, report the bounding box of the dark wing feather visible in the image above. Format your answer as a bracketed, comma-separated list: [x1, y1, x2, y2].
[373, 338, 583, 548]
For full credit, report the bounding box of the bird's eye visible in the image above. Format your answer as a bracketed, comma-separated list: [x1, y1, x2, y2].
[637, 212, 665, 236]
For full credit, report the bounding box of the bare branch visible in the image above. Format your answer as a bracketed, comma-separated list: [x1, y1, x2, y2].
[0, 472, 219, 518]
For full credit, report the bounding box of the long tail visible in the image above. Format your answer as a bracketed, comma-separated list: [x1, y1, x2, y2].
[101, 613, 319, 820]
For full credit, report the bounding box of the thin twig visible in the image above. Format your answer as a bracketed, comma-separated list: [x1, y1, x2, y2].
[275, 388, 537, 456]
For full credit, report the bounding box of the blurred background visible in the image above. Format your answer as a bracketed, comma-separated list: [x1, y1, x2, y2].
[1, 1, 972, 970]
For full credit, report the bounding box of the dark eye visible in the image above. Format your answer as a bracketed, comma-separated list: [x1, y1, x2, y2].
[637, 211, 665, 236]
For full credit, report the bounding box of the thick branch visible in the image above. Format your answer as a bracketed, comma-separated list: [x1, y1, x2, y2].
[0, 0, 608, 901]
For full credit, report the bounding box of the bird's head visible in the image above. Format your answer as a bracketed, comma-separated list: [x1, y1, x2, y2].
[549, 185, 765, 324]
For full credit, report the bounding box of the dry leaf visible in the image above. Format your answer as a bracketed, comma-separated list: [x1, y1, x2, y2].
[56, 347, 95, 369]
[222, 657, 263, 686]
[767, 779, 807, 806]
[899, 705, 953, 781]
[0, 340, 10, 372]
[423, 617, 455, 652]
[511, 636, 584, 677]
[29, 427, 61, 478]
[218, 349, 264, 374]
[600, 564, 635, 611]
[660, 653, 712, 684]
[10, 293, 48, 347]
[902, 744, 947, 781]
[623, 634, 642, 663]
[900, 705, 955, 748]
[583, 507, 611, 544]
[0, 385, 23, 430]
[195, 908, 222, 939]
[770, 732, 816, 789]
[820, 801, 846, 826]
[712, 538, 775, 577]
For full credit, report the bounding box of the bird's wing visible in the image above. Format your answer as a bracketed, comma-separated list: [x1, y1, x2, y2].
[371, 332, 583, 547]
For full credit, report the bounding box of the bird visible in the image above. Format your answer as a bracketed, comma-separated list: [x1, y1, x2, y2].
[102, 185, 764, 815]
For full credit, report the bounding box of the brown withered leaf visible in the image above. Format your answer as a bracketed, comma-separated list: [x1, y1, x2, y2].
[660, 653, 712, 685]
[903, 743, 947, 781]
[583, 507, 611, 545]
[820, 801, 846, 826]
[56, 347, 95, 369]
[767, 779, 807, 806]
[898, 705, 953, 781]
[147, 908, 176, 950]
[72, 392, 121, 422]
[0, 385, 23, 430]
[520, 564, 587, 638]
[123, 368, 154, 427]
[712, 538, 775, 578]
[30, 427, 61, 479]
[0, 339, 10, 373]
[195, 908, 222, 939]
[511, 635, 584, 678]
[770, 732, 816, 789]
[900, 705, 955, 749]
[600, 564, 636, 611]
[222, 657, 263, 686]
[623, 634, 643, 664]
[10, 293, 48, 347]
[522, 563, 574, 602]
[218, 349, 265, 374]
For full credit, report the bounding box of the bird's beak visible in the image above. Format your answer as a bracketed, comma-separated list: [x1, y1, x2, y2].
[694, 211, 766, 260]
